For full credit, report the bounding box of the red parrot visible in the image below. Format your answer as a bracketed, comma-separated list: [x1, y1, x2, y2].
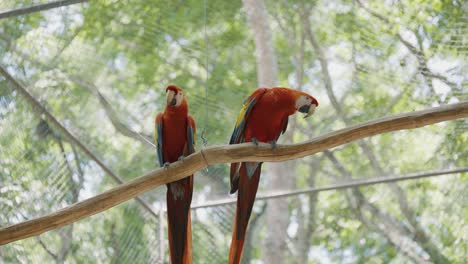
[228, 87, 318, 264]
[155, 85, 196, 264]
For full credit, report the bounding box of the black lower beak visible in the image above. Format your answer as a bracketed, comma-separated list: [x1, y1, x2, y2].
[298, 105, 310, 114]
[170, 98, 177, 106]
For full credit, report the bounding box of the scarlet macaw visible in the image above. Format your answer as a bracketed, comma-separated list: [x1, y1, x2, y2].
[155, 85, 196, 264]
[228, 87, 318, 263]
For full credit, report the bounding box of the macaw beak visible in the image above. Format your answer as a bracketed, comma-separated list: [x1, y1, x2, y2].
[166, 90, 177, 106]
[303, 104, 317, 118]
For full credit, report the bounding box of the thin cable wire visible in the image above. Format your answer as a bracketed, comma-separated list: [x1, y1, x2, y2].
[201, 0, 209, 148]
[191, 167, 467, 209]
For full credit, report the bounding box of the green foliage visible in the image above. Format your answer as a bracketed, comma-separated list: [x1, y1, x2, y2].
[0, 0, 466, 263]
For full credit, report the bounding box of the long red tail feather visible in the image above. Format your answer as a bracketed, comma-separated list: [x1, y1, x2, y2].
[228, 163, 262, 264]
[167, 176, 193, 264]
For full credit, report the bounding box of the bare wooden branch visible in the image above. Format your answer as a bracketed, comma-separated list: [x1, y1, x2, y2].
[0, 0, 89, 20]
[0, 100, 466, 245]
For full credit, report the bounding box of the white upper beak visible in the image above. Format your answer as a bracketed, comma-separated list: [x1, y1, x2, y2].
[166, 90, 176, 106]
[304, 104, 316, 118]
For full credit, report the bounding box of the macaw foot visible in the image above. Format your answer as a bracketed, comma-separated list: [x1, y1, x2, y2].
[163, 162, 170, 169]
[178, 155, 185, 161]
[251, 137, 259, 147]
[269, 140, 277, 150]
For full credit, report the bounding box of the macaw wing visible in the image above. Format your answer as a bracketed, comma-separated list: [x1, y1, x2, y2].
[229, 88, 267, 194]
[229, 88, 267, 145]
[155, 113, 165, 167]
[186, 115, 196, 155]
[280, 116, 289, 136]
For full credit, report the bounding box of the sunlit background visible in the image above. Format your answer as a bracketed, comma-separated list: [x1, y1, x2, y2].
[0, 0, 466, 263]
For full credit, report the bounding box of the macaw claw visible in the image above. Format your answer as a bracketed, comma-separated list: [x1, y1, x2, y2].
[251, 137, 259, 146]
[178, 155, 185, 161]
[163, 162, 170, 169]
[269, 140, 277, 150]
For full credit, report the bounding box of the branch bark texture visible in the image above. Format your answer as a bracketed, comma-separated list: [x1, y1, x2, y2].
[0, 101, 466, 245]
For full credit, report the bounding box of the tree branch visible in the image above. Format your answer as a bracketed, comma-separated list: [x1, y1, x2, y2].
[296, 158, 320, 264]
[0, 65, 158, 219]
[242, 202, 267, 264]
[0, 101, 466, 245]
[2, 40, 155, 148]
[301, 9, 449, 261]
[356, 0, 459, 98]
[71, 144, 85, 192]
[36, 237, 58, 261]
[301, 9, 346, 119]
[69, 77, 155, 148]
[0, 0, 89, 20]
[48, 26, 84, 69]
[325, 151, 428, 263]
[353, 4, 456, 262]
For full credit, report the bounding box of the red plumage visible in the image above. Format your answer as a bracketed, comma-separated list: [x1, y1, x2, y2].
[228, 87, 318, 264]
[155, 85, 196, 264]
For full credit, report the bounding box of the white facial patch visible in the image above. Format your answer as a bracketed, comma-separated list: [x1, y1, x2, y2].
[166, 90, 176, 105]
[175, 92, 183, 107]
[166, 90, 184, 107]
[296, 95, 311, 109]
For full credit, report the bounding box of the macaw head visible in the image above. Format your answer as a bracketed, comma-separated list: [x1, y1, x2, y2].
[165, 85, 186, 108]
[294, 92, 319, 118]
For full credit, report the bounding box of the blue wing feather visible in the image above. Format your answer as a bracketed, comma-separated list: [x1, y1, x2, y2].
[187, 116, 196, 155]
[188, 125, 195, 153]
[156, 119, 164, 167]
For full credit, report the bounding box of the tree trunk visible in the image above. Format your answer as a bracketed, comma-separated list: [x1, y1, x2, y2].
[301, 5, 449, 262]
[241, 203, 267, 264]
[325, 151, 430, 263]
[242, 0, 278, 87]
[295, 160, 319, 264]
[242, 0, 292, 263]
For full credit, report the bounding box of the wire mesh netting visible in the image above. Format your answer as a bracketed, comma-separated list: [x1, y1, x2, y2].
[0, 0, 467, 263]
